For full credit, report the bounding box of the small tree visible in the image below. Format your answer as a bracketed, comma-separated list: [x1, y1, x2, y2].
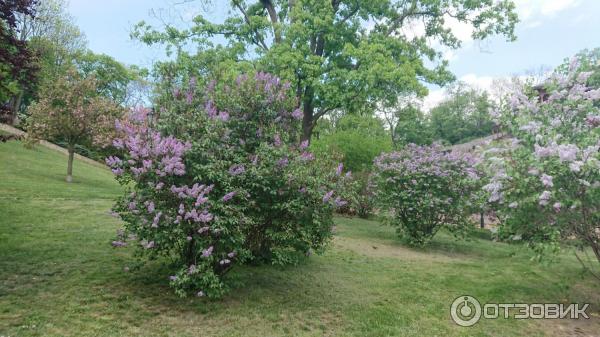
[27, 69, 122, 182]
[373, 144, 480, 245]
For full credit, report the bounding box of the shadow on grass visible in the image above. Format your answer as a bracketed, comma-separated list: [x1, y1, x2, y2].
[334, 216, 524, 261]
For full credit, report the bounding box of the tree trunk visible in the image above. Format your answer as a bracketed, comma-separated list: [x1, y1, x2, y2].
[66, 145, 74, 183]
[7, 91, 23, 126]
[480, 211, 485, 229]
[301, 87, 315, 142]
[390, 125, 397, 148]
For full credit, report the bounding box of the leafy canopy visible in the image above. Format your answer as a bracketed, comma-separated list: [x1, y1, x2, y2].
[133, 0, 518, 140]
[429, 83, 494, 145]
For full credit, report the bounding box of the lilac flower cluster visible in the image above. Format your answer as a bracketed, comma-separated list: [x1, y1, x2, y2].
[107, 108, 248, 299]
[374, 143, 479, 180]
[107, 108, 191, 178]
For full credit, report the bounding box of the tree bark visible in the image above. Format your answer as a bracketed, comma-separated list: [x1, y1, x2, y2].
[301, 86, 314, 142]
[7, 91, 23, 126]
[66, 145, 74, 183]
[261, 0, 281, 43]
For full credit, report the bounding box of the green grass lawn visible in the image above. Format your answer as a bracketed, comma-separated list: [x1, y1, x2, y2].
[1, 140, 599, 337]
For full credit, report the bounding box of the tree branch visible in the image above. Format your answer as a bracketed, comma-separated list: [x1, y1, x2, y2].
[261, 0, 281, 44]
[233, 1, 269, 51]
[337, 7, 359, 26]
[574, 250, 600, 282]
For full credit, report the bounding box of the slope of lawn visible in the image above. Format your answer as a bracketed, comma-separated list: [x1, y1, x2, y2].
[1, 140, 599, 337]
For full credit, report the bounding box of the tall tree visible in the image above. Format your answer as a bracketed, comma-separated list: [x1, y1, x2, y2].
[11, 0, 87, 121]
[381, 94, 431, 146]
[134, 0, 518, 141]
[73, 50, 149, 106]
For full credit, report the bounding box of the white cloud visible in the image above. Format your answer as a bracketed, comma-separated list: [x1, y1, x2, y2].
[514, 0, 581, 25]
[422, 74, 532, 111]
[459, 73, 495, 91]
[442, 49, 457, 61]
[423, 89, 446, 112]
[444, 16, 475, 43]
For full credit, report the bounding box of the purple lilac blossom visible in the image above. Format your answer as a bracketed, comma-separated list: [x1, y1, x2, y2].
[323, 190, 334, 203]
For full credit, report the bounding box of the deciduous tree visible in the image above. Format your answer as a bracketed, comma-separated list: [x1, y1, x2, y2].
[26, 69, 123, 182]
[133, 0, 518, 141]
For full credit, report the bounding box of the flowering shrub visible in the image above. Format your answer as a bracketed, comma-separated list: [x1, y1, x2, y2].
[107, 108, 247, 298]
[483, 59, 600, 268]
[333, 170, 376, 218]
[372, 144, 481, 245]
[108, 72, 347, 297]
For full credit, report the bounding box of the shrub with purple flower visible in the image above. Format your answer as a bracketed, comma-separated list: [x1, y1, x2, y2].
[108, 107, 248, 299]
[483, 59, 600, 268]
[372, 143, 481, 245]
[108, 72, 344, 297]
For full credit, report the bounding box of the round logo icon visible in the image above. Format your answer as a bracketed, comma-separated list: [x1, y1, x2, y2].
[450, 295, 482, 327]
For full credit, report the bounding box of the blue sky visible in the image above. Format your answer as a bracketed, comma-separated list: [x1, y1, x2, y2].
[68, 0, 600, 108]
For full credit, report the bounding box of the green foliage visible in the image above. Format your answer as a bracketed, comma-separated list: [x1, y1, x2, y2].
[73, 51, 147, 105]
[391, 103, 433, 146]
[0, 1, 38, 123]
[312, 115, 392, 173]
[7, 0, 88, 122]
[133, 0, 518, 139]
[310, 115, 389, 219]
[429, 84, 495, 145]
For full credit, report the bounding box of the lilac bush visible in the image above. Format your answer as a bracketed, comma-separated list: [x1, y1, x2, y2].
[108, 73, 348, 297]
[483, 59, 600, 271]
[372, 144, 481, 245]
[108, 107, 247, 298]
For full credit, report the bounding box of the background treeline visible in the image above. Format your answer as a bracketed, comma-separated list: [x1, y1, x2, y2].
[1, 0, 148, 159]
[3, 0, 599, 179]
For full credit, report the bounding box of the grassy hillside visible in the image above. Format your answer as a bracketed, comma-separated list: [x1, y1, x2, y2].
[0, 141, 599, 337]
